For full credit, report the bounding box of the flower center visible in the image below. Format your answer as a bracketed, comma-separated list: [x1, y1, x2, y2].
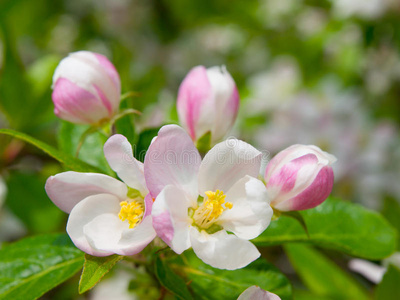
[118, 199, 144, 229]
[193, 190, 233, 229]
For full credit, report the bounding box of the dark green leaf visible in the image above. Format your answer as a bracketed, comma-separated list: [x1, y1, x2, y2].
[5, 172, 64, 234]
[155, 256, 193, 300]
[381, 197, 400, 250]
[79, 254, 124, 294]
[0, 234, 84, 300]
[173, 251, 292, 300]
[196, 131, 211, 155]
[253, 197, 397, 259]
[0, 128, 102, 173]
[134, 127, 160, 162]
[280, 210, 309, 237]
[114, 100, 137, 145]
[57, 122, 113, 175]
[285, 244, 368, 300]
[374, 265, 400, 300]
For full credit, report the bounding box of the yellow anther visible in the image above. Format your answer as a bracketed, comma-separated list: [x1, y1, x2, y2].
[193, 190, 233, 229]
[118, 200, 144, 229]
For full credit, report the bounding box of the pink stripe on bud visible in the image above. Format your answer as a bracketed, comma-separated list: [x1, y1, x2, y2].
[177, 65, 239, 145]
[265, 144, 336, 211]
[52, 51, 121, 125]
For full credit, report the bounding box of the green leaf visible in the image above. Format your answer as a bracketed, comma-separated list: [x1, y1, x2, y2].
[381, 197, 400, 250]
[79, 254, 124, 294]
[253, 197, 397, 259]
[374, 265, 400, 300]
[5, 172, 64, 234]
[0, 234, 84, 300]
[57, 122, 113, 175]
[280, 210, 309, 237]
[285, 244, 368, 300]
[173, 251, 292, 300]
[0, 128, 102, 173]
[134, 127, 160, 162]
[114, 100, 137, 145]
[155, 256, 193, 300]
[196, 131, 211, 155]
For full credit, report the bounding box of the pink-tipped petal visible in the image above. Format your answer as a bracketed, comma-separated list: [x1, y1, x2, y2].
[52, 78, 111, 124]
[177, 66, 214, 141]
[144, 125, 201, 199]
[152, 185, 193, 254]
[265, 144, 336, 211]
[274, 166, 334, 211]
[206, 66, 239, 143]
[190, 228, 260, 270]
[94, 53, 121, 94]
[45, 171, 127, 213]
[104, 134, 148, 195]
[265, 144, 336, 182]
[52, 51, 121, 124]
[198, 139, 262, 194]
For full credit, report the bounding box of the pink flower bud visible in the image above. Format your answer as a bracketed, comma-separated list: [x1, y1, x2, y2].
[52, 51, 121, 125]
[265, 144, 336, 211]
[177, 65, 239, 144]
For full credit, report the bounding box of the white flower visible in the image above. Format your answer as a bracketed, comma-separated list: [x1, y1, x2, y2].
[45, 134, 156, 256]
[144, 125, 273, 270]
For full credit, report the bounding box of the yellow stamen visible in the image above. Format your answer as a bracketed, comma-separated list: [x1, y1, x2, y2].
[193, 190, 233, 229]
[118, 200, 144, 229]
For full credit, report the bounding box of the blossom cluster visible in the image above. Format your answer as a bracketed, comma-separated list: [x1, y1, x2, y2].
[45, 51, 336, 272]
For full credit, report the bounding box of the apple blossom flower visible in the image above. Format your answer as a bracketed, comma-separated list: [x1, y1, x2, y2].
[265, 144, 336, 211]
[45, 134, 156, 256]
[144, 125, 273, 270]
[237, 286, 281, 300]
[177, 65, 239, 145]
[52, 51, 121, 125]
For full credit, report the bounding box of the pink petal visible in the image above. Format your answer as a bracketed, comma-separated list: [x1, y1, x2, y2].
[274, 166, 334, 211]
[52, 78, 111, 124]
[206, 66, 239, 143]
[152, 185, 193, 254]
[177, 66, 214, 141]
[144, 125, 201, 199]
[94, 53, 121, 94]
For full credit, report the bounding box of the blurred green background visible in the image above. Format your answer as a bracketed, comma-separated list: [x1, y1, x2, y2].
[1, 0, 400, 298]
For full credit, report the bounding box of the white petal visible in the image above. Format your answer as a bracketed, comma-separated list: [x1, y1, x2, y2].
[219, 176, 272, 240]
[238, 286, 281, 300]
[67, 194, 120, 256]
[45, 171, 127, 213]
[84, 213, 127, 251]
[152, 185, 193, 254]
[206, 66, 239, 143]
[116, 216, 157, 255]
[144, 125, 201, 199]
[104, 134, 148, 195]
[198, 139, 262, 194]
[190, 228, 260, 270]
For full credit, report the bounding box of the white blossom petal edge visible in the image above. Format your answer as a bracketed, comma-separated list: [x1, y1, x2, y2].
[45, 134, 156, 256]
[145, 125, 273, 269]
